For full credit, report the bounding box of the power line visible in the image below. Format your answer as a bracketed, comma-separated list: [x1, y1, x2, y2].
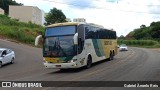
[43, 0, 160, 14]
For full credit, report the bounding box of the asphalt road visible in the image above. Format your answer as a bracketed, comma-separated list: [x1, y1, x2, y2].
[0, 39, 160, 90]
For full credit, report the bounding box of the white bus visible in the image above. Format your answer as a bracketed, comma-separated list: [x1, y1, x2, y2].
[35, 22, 117, 69]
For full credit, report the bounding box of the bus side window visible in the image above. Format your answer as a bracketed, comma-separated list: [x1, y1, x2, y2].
[85, 27, 89, 39]
[78, 37, 83, 53]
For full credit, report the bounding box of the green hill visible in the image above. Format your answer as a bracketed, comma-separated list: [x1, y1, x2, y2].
[126, 21, 160, 40]
[0, 15, 44, 45]
[119, 21, 160, 48]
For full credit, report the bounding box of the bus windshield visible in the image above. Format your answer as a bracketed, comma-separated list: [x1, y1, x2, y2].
[43, 36, 76, 57]
[43, 25, 77, 57]
[45, 26, 76, 36]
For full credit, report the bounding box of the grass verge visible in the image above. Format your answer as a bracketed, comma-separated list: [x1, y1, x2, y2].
[0, 15, 44, 45]
[118, 40, 160, 48]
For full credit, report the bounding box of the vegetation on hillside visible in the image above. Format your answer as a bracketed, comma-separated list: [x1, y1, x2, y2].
[0, 15, 44, 45]
[119, 21, 160, 48]
[0, 6, 69, 45]
[126, 21, 160, 40]
[118, 40, 160, 48]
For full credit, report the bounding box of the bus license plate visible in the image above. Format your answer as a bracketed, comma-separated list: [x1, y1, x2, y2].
[45, 58, 59, 63]
[52, 59, 58, 63]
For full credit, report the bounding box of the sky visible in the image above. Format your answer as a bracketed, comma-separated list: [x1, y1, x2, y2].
[15, 0, 160, 36]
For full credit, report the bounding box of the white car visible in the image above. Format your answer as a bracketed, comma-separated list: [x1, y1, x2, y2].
[119, 44, 128, 51]
[0, 48, 15, 68]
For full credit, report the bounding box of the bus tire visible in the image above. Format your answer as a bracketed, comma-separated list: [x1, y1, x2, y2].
[113, 50, 115, 56]
[86, 56, 92, 69]
[60, 69, 66, 71]
[109, 51, 114, 60]
[0, 62, 2, 68]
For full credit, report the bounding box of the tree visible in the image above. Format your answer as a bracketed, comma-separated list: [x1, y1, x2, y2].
[140, 24, 146, 28]
[133, 28, 145, 39]
[0, 0, 23, 15]
[125, 31, 134, 39]
[118, 35, 125, 39]
[45, 8, 67, 25]
[150, 26, 160, 38]
[126, 21, 160, 40]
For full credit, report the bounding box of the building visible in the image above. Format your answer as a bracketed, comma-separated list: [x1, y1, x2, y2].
[0, 8, 4, 15]
[41, 10, 46, 25]
[73, 18, 86, 22]
[9, 5, 45, 25]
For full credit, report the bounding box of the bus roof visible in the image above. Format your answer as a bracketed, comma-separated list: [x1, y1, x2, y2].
[46, 22, 83, 28]
[46, 22, 105, 28]
[46, 22, 114, 31]
[87, 23, 104, 28]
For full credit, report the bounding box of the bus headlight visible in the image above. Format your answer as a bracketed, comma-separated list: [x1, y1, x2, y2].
[68, 59, 77, 63]
[43, 58, 47, 63]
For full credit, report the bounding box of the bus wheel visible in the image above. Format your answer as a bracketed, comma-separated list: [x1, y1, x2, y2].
[60, 69, 66, 71]
[0, 62, 2, 68]
[109, 52, 114, 60]
[86, 56, 92, 69]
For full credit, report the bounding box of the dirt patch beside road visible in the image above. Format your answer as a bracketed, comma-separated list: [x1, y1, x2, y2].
[149, 48, 160, 53]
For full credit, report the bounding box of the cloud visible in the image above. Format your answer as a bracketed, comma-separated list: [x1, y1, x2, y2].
[106, 0, 118, 3]
[67, 0, 160, 36]
[15, 0, 69, 12]
[64, 0, 94, 9]
[15, 0, 160, 36]
[148, 6, 160, 14]
[15, 0, 51, 12]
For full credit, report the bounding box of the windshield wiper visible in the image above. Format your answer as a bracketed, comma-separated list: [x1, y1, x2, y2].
[56, 39, 67, 57]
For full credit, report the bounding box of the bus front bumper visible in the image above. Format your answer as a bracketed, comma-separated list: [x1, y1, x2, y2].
[43, 62, 78, 69]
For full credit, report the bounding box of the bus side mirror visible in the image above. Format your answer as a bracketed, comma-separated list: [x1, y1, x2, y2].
[35, 35, 42, 46]
[73, 33, 78, 45]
